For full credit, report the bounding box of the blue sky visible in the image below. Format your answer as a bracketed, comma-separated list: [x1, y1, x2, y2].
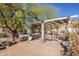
[48, 3, 79, 19]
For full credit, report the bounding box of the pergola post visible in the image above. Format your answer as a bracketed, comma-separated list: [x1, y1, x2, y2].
[68, 17, 72, 41]
[68, 17, 72, 32]
[41, 21, 45, 42]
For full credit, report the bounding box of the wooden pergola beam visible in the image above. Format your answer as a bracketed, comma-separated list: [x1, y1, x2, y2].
[44, 15, 78, 23]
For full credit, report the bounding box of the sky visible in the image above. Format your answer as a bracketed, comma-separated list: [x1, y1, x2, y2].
[48, 3, 79, 19]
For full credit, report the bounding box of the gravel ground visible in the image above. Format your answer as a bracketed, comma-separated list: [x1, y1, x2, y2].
[0, 39, 63, 56]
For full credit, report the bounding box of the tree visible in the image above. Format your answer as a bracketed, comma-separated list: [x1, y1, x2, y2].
[0, 3, 58, 41]
[0, 3, 25, 41]
[22, 3, 58, 35]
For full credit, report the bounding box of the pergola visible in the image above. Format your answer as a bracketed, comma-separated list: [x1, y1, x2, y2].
[34, 15, 79, 42]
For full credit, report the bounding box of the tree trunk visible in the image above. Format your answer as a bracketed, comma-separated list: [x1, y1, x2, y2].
[4, 19, 18, 42]
[12, 29, 18, 42]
